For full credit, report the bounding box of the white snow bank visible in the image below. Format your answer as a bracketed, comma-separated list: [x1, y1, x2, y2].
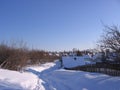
[0, 69, 41, 90]
[0, 81, 23, 90]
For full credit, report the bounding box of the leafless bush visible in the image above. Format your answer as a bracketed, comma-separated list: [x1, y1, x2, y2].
[28, 50, 44, 64]
[0, 41, 59, 71]
[28, 50, 59, 64]
[0, 41, 29, 70]
[4, 49, 29, 70]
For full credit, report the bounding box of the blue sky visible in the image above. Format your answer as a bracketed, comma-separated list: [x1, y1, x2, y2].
[0, 0, 120, 51]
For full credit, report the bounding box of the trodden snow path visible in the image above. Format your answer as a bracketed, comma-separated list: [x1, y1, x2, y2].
[26, 61, 62, 90]
[1, 60, 120, 90]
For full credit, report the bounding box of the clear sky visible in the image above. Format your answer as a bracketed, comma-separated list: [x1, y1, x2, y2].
[0, 0, 120, 51]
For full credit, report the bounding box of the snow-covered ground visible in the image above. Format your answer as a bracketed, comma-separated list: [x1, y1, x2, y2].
[0, 60, 120, 90]
[62, 56, 86, 68]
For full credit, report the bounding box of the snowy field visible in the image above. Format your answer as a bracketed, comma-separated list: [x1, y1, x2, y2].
[62, 56, 86, 68]
[0, 60, 120, 90]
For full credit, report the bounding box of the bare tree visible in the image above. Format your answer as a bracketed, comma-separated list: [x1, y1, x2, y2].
[98, 25, 120, 62]
[99, 25, 120, 53]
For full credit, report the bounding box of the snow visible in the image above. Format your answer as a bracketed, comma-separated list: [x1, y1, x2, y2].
[62, 55, 93, 68]
[62, 54, 106, 68]
[0, 60, 120, 90]
[0, 69, 40, 90]
[62, 56, 86, 68]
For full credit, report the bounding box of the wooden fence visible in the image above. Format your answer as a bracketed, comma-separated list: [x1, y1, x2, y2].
[65, 62, 120, 76]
